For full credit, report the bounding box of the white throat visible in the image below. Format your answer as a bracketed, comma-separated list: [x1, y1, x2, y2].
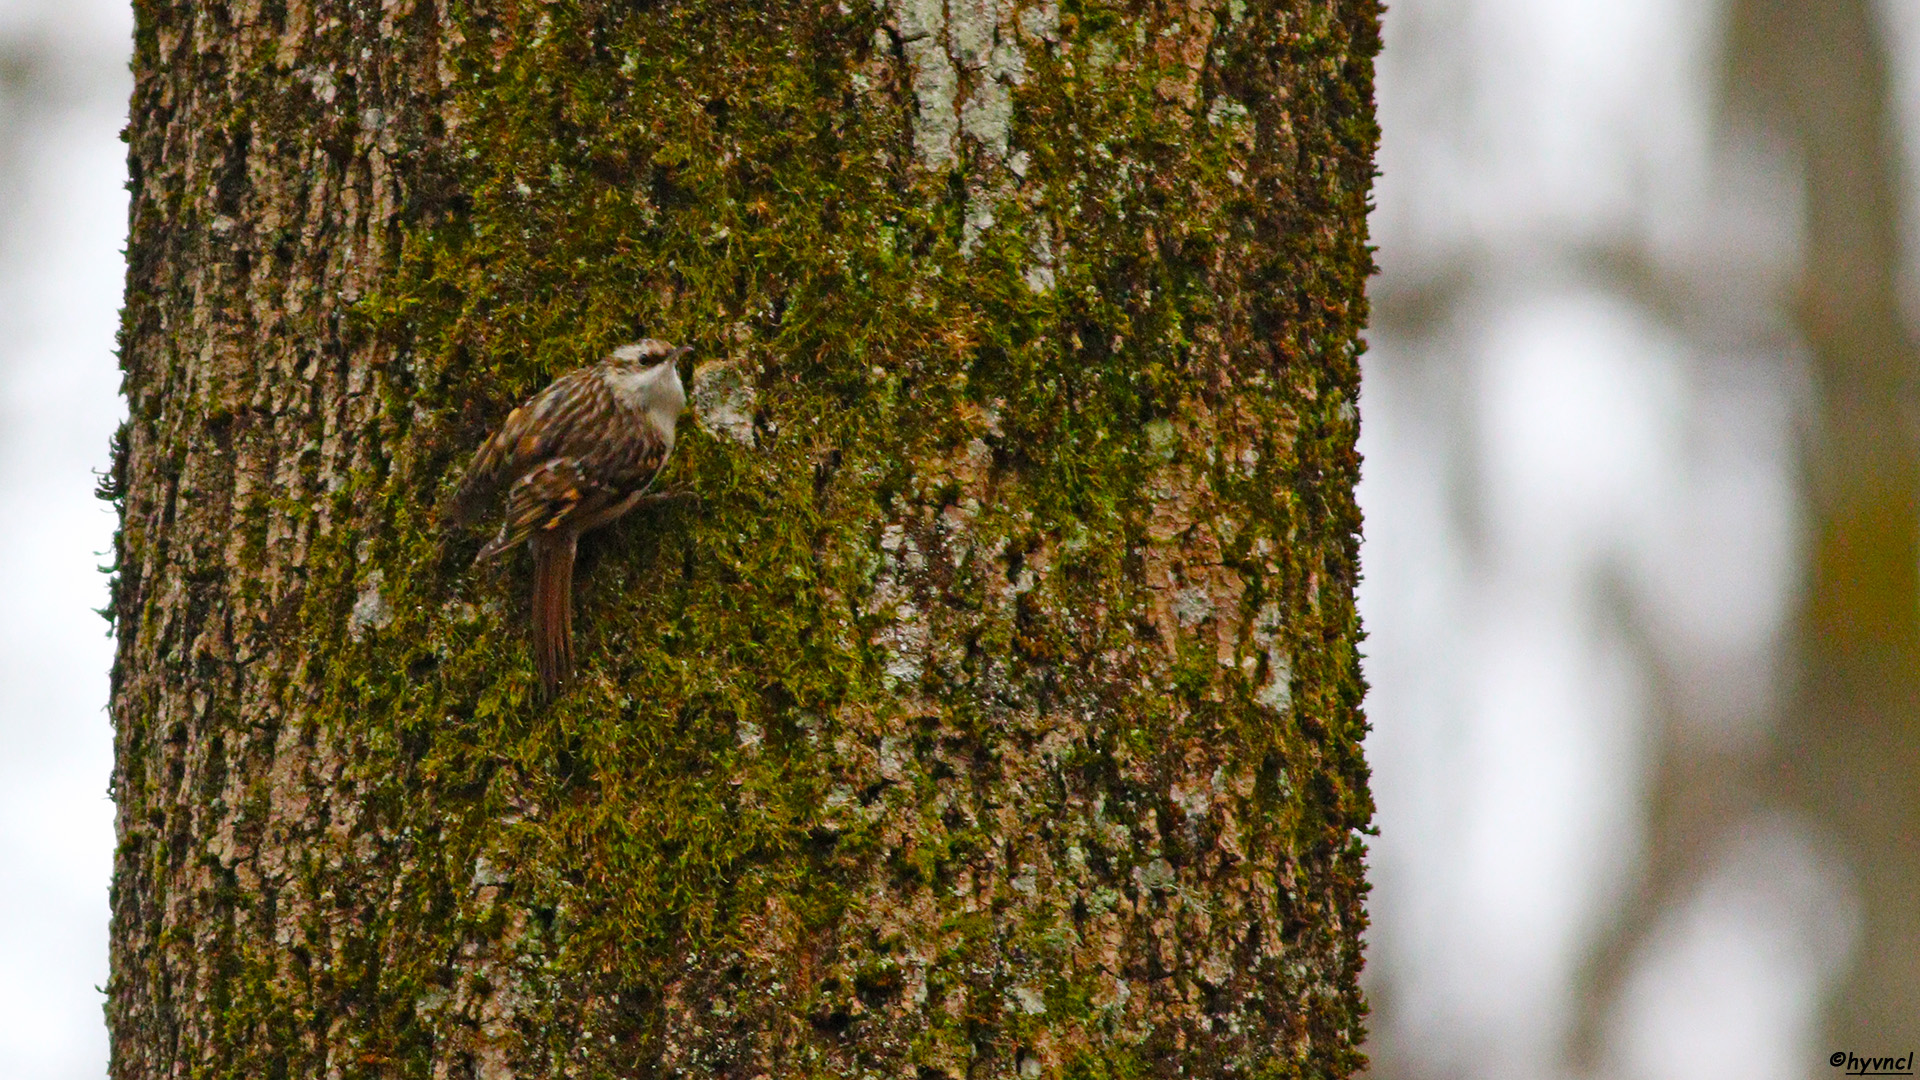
[605, 361, 687, 451]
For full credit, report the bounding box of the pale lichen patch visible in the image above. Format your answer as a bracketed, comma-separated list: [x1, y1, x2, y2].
[871, 525, 932, 685]
[1024, 228, 1055, 293]
[690, 358, 758, 447]
[1172, 585, 1213, 627]
[1011, 984, 1047, 1014]
[1250, 601, 1294, 713]
[348, 569, 393, 638]
[888, 0, 961, 171]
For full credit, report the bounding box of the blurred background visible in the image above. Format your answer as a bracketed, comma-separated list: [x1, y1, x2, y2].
[0, 0, 131, 1076]
[1364, 0, 1920, 1078]
[0, 0, 1914, 1077]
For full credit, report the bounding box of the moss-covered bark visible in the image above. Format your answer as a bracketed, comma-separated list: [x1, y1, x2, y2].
[105, 0, 1378, 1076]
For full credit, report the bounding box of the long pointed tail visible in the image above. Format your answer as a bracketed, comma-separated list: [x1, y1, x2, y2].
[530, 532, 576, 699]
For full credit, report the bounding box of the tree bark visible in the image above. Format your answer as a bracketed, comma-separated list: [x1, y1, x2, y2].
[104, 0, 1378, 1076]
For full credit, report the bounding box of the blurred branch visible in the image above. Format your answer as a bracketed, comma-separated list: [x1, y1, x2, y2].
[1725, 0, 1920, 1050]
[1570, 0, 1920, 1061]
[1566, 565, 1769, 1071]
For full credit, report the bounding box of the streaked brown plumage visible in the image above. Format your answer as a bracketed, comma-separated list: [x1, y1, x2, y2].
[448, 340, 690, 697]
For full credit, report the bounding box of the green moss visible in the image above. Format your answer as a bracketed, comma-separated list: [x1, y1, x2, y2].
[124, 0, 1382, 1074]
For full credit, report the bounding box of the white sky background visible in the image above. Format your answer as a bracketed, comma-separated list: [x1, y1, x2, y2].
[0, 0, 130, 1077]
[1363, 0, 1873, 1078]
[0, 0, 1907, 1078]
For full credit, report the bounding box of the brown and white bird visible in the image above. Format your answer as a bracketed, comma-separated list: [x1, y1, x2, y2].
[447, 340, 690, 698]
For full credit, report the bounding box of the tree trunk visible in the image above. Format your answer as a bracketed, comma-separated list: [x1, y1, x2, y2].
[1571, 0, 1920, 1061]
[104, 0, 1378, 1076]
[1724, 0, 1920, 1049]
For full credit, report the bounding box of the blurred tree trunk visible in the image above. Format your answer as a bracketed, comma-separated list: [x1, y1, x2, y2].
[104, 0, 1378, 1076]
[1570, 0, 1920, 1063]
[1725, 0, 1920, 1049]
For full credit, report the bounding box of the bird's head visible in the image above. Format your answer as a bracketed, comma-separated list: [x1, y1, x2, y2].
[610, 339, 692, 372]
[607, 339, 691, 437]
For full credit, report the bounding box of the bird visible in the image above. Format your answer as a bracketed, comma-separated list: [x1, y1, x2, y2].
[447, 339, 690, 698]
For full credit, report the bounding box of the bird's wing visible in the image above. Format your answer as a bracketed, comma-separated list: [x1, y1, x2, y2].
[472, 421, 671, 563]
[477, 457, 593, 562]
[447, 366, 612, 525]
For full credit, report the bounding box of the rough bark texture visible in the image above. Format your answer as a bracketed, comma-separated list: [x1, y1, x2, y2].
[104, 0, 1378, 1076]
